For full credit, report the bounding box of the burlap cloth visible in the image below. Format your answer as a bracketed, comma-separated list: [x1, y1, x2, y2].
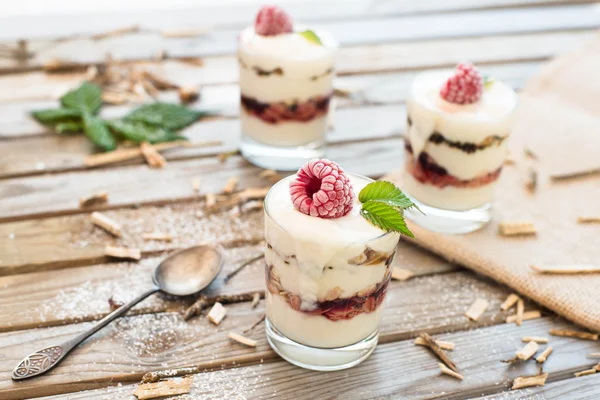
[390, 34, 600, 333]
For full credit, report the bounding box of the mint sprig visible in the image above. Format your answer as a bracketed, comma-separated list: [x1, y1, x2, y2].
[358, 181, 419, 237]
[483, 75, 496, 89]
[299, 30, 322, 45]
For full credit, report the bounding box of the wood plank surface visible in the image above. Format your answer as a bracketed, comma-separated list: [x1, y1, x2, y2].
[0, 270, 513, 399]
[38, 318, 600, 400]
[0, 62, 541, 179]
[0, 5, 597, 74]
[474, 373, 600, 399]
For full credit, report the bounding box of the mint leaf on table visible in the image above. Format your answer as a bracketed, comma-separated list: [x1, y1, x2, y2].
[60, 82, 103, 114]
[30, 108, 81, 125]
[82, 112, 116, 151]
[359, 181, 422, 213]
[298, 30, 323, 45]
[55, 121, 84, 134]
[108, 120, 186, 144]
[360, 201, 414, 238]
[124, 103, 209, 130]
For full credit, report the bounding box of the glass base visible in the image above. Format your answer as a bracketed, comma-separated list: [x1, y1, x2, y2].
[405, 198, 492, 234]
[265, 318, 378, 371]
[240, 136, 325, 171]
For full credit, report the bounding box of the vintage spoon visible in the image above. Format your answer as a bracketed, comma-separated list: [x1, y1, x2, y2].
[12, 245, 223, 380]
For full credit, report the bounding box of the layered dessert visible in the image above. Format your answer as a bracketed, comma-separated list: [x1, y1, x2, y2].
[238, 5, 335, 148]
[402, 63, 517, 211]
[264, 159, 416, 354]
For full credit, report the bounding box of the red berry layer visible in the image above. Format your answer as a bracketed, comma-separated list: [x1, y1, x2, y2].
[241, 94, 331, 124]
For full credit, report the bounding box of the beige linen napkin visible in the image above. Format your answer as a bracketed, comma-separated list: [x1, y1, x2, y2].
[392, 33, 600, 332]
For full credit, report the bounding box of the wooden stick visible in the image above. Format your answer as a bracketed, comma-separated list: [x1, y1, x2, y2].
[191, 177, 201, 193]
[251, 292, 261, 309]
[536, 346, 553, 363]
[142, 232, 173, 242]
[506, 310, 541, 324]
[414, 337, 455, 351]
[531, 264, 600, 275]
[577, 216, 600, 224]
[183, 292, 265, 321]
[207, 302, 227, 325]
[217, 149, 241, 163]
[142, 367, 200, 384]
[498, 222, 536, 237]
[465, 298, 489, 321]
[589, 353, 600, 358]
[516, 341, 539, 360]
[418, 333, 458, 372]
[223, 176, 239, 194]
[549, 329, 598, 341]
[238, 187, 271, 201]
[224, 254, 264, 284]
[79, 192, 108, 208]
[551, 168, 600, 182]
[438, 363, 463, 380]
[391, 267, 414, 281]
[516, 299, 525, 326]
[500, 293, 520, 311]
[243, 314, 266, 334]
[512, 373, 548, 390]
[140, 142, 167, 168]
[259, 169, 282, 184]
[522, 336, 549, 344]
[574, 368, 597, 377]
[134, 376, 193, 400]
[91, 25, 140, 40]
[525, 167, 538, 193]
[91, 211, 122, 237]
[228, 332, 257, 347]
[105, 245, 141, 261]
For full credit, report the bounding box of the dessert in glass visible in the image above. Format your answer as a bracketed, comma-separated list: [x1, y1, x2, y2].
[402, 63, 518, 234]
[238, 5, 336, 171]
[264, 159, 416, 371]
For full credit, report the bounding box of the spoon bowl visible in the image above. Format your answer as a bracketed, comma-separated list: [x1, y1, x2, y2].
[154, 245, 223, 296]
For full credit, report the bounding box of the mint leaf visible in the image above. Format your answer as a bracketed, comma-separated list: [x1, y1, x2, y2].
[125, 103, 209, 130]
[298, 30, 322, 45]
[360, 201, 414, 237]
[55, 121, 84, 134]
[60, 82, 103, 114]
[108, 120, 186, 143]
[82, 112, 116, 151]
[31, 108, 81, 125]
[483, 75, 496, 89]
[359, 181, 421, 213]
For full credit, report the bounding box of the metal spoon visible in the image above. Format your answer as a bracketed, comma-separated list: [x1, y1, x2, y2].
[12, 245, 223, 380]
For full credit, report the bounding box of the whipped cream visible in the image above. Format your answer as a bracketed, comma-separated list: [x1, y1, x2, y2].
[240, 109, 326, 147]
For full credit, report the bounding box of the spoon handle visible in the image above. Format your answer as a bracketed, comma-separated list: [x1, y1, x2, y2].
[12, 286, 160, 380]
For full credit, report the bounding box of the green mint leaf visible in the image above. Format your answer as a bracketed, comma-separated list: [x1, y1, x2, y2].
[360, 200, 414, 238]
[30, 108, 81, 125]
[359, 181, 422, 213]
[55, 121, 84, 134]
[82, 112, 116, 151]
[298, 30, 323, 45]
[483, 75, 496, 89]
[108, 120, 186, 143]
[60, 82, 103, 114]
[124, 103, 210, 130]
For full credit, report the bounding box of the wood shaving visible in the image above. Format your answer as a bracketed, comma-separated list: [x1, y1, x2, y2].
[182, 292, 264, 321]
[223, 177, 239, 194]
[205, 193, 217, 208]
[417, 333, 458, 373]
[577, 216, 600, 224]
[102, 91, 129, 105]
[574, 368, 597, 377]
[224, 254, 264, 283]
[536, 346, 553, 363]
[238, 187, 270, 201]
[228, 332, 257, 347]
[179, 86, 200, 103]
[414, 337, 455, 351]
[500, 293, 520, 311]
[391, 267, 414, 281]
[524, 147, 538, 160]
[438, 363, 463, 380]
[43, 58, 86, 73]
[498, 222, 537, 237]
[140, 142, 167, 168]
[218, 150, 241, 163]
[549, 328, 598, 341]
[92, 25, 140, 40]
[550, 167, 600, 182]
[191, 178, 201, 193]
[134, 376, 193, 399]
[177, 57, 205, 67]
[141, 70, 179, 90]
[512, 373, 548, 390]
[531, 264, 600, 274]
[516, 341, 539, 360]
[525, 167, 538, 193]
[243, 314, 266, 334]
[105, 245, 141, 261]
[506, 310, 541, 324]
[251, 292, 261, 308]
[522, 336, 549, 344]
[91, 211, 122, 237]
[589, 353, 600, 358]
[516, 299, 525, 326]
[161, 27, 213, 38]
[80, 192, 108, 208]
[207, 302, 227, 325]
[465, 298, 489, 321]
[142, 232, 173, 242]
[259, 169, 282, 184]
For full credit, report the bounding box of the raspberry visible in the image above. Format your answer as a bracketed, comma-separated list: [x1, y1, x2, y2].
[440, 62, 483, 104]
[290, 159, 354, 218]
[255, 5, 293, 36]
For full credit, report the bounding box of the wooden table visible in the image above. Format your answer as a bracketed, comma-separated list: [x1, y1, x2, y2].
[1, 1, 599, 398]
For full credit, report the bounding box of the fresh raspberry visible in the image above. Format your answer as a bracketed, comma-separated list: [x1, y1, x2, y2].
[255, 5, 293, 36]
[290, 159, 354, 218]
[440, 62, 483, 104]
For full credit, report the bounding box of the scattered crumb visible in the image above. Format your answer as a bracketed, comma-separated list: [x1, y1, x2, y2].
[207, 302, 227, 325]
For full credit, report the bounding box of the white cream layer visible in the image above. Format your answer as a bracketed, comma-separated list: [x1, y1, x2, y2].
[426, 141, 507, 181]
[240, 109, 326, 147]
[267, 292, 383, 348]
[402, 172, 497, 210]
[406, 70, 517, 159]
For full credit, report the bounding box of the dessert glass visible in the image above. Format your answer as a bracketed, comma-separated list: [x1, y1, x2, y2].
[402, 71, 518, 234]
[264, 174, 400, 371]
[238, 27, 337, 171]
